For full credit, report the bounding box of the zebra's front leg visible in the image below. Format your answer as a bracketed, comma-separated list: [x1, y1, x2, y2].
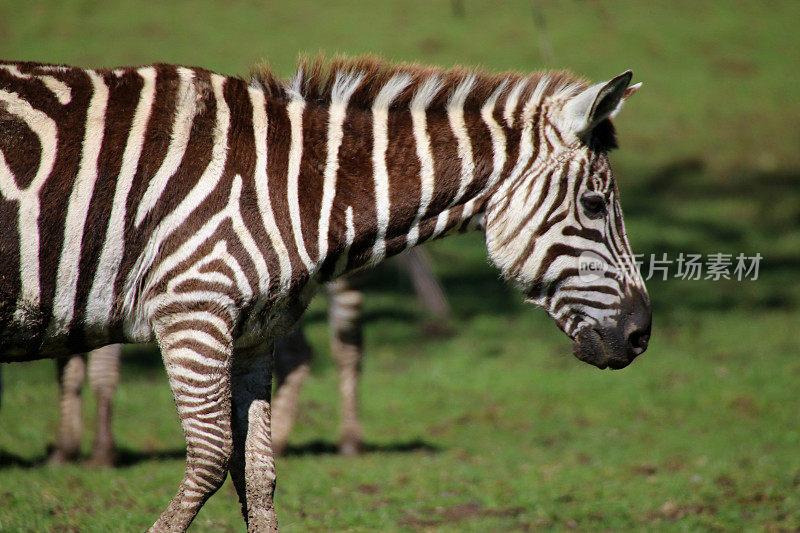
[327, 277, 365, 456]
[229, 342, 278, 532]
[149, 316, 235, 532]
[49, 354, 87, 465]
[88, 344, 120, 467]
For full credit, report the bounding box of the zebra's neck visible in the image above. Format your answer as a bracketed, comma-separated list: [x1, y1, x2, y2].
[264, 73, 526, 283]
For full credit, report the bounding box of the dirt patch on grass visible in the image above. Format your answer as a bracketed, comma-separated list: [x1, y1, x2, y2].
[357, 483, 381, 495]
[630, 463, 659, 476]
[399, 501, 524, 529]
[647, 500, 718, 522]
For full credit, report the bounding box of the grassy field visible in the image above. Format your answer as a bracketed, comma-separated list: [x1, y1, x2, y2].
[1, 1, 799, 531]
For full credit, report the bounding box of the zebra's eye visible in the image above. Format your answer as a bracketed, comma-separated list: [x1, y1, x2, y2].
[580, 194, 606, 219]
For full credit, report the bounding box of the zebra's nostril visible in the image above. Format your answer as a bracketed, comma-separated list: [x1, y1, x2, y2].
[627, 328, 650, 356]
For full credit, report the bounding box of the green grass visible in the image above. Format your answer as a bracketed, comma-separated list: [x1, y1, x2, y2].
[1, 1, 799, 531]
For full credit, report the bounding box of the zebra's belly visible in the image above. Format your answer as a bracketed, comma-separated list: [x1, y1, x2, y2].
[0, 297, 150, 362]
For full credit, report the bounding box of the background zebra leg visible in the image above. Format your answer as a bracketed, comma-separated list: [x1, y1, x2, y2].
[229, 343, 278, 532]
[149, 320, 234, 532]
[49, 354, 87, 465]
[271, 324, 313, 456]
[87, 344, 120, 467]
[327, 276, 365, 457]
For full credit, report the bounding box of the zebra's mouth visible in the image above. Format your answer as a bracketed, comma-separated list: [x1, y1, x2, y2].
[572, 326, 634, 370]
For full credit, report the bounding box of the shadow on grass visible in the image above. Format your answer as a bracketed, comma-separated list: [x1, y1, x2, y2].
[0, 440, 438, 469]
[115, 447, 187, 468]
[281, 438, 439, 457]
[0, 449, 40, 469]
[619, 160, 800, 314]
[0, 446, 188, 470]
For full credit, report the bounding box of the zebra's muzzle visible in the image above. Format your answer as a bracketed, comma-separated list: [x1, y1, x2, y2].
[572, 301, 651, 370]
[572, 327, 630, 369]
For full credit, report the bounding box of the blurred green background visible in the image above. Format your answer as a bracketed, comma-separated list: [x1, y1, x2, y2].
[1, 1, 799, 531]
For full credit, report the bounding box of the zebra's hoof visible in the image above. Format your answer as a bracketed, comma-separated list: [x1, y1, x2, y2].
[338, 439, 361, 457]
[47, 449, 79, 466]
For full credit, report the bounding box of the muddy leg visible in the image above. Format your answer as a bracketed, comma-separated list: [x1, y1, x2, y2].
[148, 315, 234, 532]
[229, 342, 278, 532]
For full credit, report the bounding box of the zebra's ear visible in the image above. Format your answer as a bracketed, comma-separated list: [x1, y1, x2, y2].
[609, 81, 641, 119]
[561, 71, 637, 137]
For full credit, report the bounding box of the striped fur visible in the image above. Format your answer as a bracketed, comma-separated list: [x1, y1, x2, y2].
[0, 56, 649, 531]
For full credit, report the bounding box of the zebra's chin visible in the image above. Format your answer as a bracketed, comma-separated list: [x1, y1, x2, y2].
[571, 326, 636, 370]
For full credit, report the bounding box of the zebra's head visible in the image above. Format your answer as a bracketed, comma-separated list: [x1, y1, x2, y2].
[484, 71, 650, 370]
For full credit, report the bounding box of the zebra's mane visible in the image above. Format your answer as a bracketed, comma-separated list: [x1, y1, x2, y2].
[250, 55, 587, 113]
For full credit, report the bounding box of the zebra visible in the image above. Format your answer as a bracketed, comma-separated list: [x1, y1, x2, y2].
[0, 56, 651, 531]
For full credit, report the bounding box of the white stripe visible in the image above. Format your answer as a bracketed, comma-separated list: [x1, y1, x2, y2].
[481, 80, 508, 193]
[50, 71, 109, 334]
[36, 65, 70, 73]
[526, 76, 552, 119]
[333, 205, 356, 277]
[124, 73, 231, 317]
[135, 67, 198, 227]
[503, 80, 526, 127]
[286, 96, 314, 271]
[345, 205, 355, 248]
[317, 71, 363, 262]
[406, 75, 442, 248]
[447, 75, 477, 203]
[86, 67, 157, 329]
[432, 211, 449, 238]
[463, 205, 485, 232]
[41, 76, 72, 105]
[172, 270, 234, 288]
[0, 89, 58, 317]
[0, 65, 71, 104]
[371, 74, 412, 263]
[249, 87, 292, 292]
